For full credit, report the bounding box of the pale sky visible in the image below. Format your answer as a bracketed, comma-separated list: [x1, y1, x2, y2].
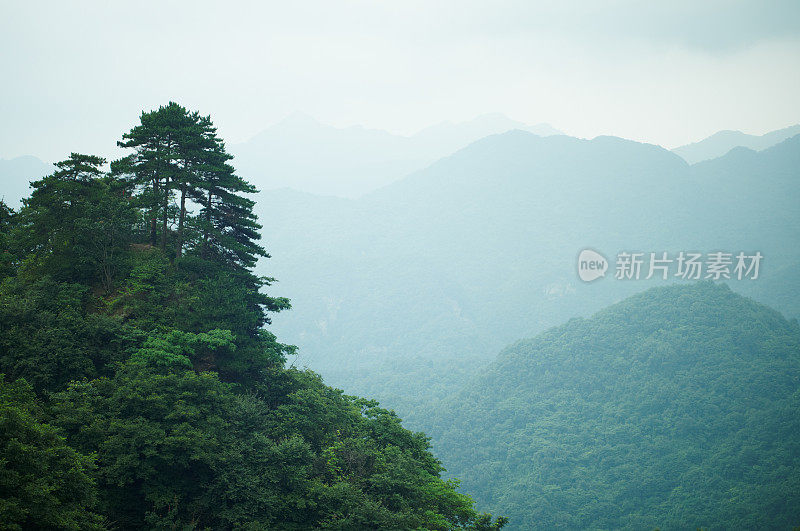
[1, 0, 799, 162]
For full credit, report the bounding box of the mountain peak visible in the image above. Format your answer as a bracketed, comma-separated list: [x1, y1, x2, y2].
[274, 111, 322, 128]
[414, 114, 560, 139]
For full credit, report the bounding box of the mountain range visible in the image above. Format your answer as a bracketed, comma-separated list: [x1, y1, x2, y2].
[253, 129, 800, 426]
[5, 117, 798, 203]
[672, 124, 800, 164]
[3, 120, 797, 425]
[230, 112, 560, 197]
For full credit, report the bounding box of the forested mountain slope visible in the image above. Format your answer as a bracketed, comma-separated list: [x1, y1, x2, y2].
[425, 282, 800, 529]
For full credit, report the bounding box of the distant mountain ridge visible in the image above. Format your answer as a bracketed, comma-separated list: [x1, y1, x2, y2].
[672, 124, 800, 164]
[230, 112, 560, 197]
[255, 129, 800, 426]
[0, 155, 54, 207]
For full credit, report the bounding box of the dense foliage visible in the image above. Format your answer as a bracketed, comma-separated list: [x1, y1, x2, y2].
[0, 103, 505, 530]
[426, 282, 800, 529]
[0, 377, 103, 529]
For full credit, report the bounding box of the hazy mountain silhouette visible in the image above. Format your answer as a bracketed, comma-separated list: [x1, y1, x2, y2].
[0, 155, 54, 206]
[672, 124, 800, 164]
[254, 131, 800, 421]
[231, 113, 560, 197]
[411, 112, 560, 149]
[426, 283, 800, 529]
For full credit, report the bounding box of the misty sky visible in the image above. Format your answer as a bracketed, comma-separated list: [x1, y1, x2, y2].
[1, 0, 799, 162]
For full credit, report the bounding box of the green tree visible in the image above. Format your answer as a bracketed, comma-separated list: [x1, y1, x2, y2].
[0, 376, 103, 530]
[191, 148, 266, 270]
[0, 201, 16, 280]
[172, 111, 215, 260]
[0, 277, 137, 392]
[115, 102, 266, 271]
[115, 102, 189, 250]
[53, 354, 505, 530]
[14, 153, 135, 290]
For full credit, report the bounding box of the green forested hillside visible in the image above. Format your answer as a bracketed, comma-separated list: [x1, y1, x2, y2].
[0, 103, 505, 530]
[425, 282, 800, 529]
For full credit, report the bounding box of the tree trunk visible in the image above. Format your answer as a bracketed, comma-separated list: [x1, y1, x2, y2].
[161, 174, 169, 251]
[150, 177, 158, 246]
[161, 137, 171, 253]
[176, 183, 186, 259]
[203, 188, 212, 258]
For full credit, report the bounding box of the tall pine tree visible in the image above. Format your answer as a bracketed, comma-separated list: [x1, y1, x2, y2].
[114, 102, 265, 269]
[15, 153, 134, 289]
[193, 140, 266, 270]
[115, 102, 189, 250]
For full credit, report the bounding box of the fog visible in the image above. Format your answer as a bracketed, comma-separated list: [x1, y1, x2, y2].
[2, 0, 799, 162]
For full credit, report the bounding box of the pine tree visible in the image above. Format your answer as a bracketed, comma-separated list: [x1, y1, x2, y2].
[114, 102, 265, 267]
[192, 139, 267, 270]
[173, 111, 216, 260]
[15, 153, 134, 288]
[0, 201, 16, 280]
[115, 102, 189, 250]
